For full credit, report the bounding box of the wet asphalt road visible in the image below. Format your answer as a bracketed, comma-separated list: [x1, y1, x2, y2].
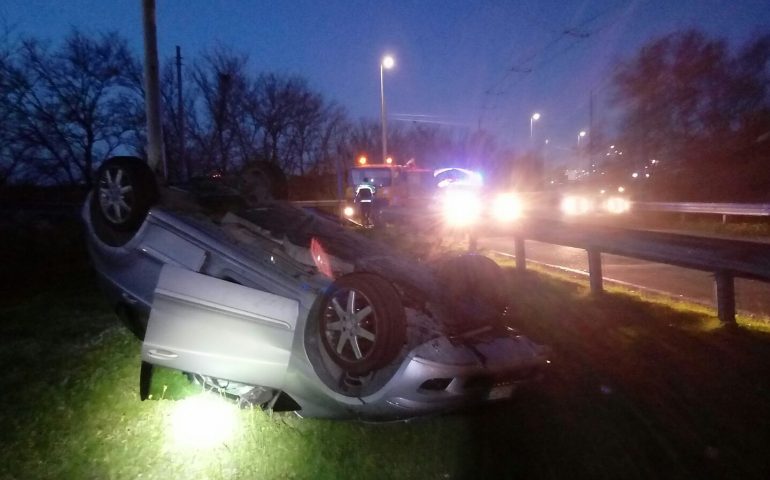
[480, 236, 770, 318]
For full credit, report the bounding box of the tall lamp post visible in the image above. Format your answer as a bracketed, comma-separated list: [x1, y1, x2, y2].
[380, 55, 395, 164]
[530, 112, 541, 144]
[578, 130, 588, 171]
[577, 130, 587, 146]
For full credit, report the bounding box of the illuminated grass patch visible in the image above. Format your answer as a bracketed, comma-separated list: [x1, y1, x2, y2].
[167, 393, 240, 450]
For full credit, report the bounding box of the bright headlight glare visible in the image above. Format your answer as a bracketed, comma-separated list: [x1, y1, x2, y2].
[561, 195, 593, 216]
[169, 393, 238, 450]
[492, 193, 523, 222]
[604, 196, 630, 214]
[343, 206, 355, 217]
[442, 190, 482, 227]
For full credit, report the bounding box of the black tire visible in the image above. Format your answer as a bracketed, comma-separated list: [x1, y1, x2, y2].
[435, 254, 510, 331]
[319, 273, 406, 375]
[90, 156, 158, 246]
[239, 161, 288, 205]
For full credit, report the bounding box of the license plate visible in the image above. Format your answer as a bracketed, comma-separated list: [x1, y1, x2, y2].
[488, 384, 514, 400]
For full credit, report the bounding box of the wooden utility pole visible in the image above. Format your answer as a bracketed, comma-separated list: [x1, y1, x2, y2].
[176, 45, 186, 181]
[141, 0, 165, 178]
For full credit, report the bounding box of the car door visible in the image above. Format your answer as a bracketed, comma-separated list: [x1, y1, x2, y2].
[142, 264, 299, 389]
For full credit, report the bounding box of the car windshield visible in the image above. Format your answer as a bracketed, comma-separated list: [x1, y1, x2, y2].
[349, 168, 393, 187]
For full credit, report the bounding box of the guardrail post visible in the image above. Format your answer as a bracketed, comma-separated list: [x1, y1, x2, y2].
[713, 270, 736, 323]
[514, 237, 526, 272]
[587, 248, 603, 294]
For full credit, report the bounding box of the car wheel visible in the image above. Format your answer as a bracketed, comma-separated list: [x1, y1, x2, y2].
[90, 156, 158, 245]
[435, 254, 510, 331]
[319, 273, 406, 375]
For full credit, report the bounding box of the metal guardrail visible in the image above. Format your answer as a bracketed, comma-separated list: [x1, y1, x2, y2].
[506, 219, 770, 323]
[635, 202, 770, 217]
[291, 199, 345, 208]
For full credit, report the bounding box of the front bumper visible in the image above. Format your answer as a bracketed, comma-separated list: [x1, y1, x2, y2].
[356, 333, 549, 418]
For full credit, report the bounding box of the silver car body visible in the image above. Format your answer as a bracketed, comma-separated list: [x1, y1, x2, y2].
[83, 196, 548, 419]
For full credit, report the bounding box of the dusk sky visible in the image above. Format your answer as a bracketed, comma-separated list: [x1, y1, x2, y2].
[2, 1, 769, 156]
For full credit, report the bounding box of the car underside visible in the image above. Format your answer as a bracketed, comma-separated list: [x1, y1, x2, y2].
[84, 156, 549, 419]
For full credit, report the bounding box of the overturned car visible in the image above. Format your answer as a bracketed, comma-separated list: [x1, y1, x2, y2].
[84, 156, 548, 419]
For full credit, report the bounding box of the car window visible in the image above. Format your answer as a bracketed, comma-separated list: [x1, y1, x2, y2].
[349, 169, 393, 187]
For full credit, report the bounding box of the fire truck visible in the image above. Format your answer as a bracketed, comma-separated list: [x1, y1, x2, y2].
[342, 159, 436, 227]
[341, 157, 523, 229]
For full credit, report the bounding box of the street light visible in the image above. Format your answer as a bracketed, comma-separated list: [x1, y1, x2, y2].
[577, 130, 587, 146]
[530, 112, 541, 142]
[380, 55, 395, 164]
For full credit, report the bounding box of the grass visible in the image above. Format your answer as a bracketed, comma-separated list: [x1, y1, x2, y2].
[492, 254, 770, 333]
[3, 220, 770, 479]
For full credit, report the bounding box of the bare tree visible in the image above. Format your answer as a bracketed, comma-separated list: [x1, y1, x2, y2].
[182, 50, 350, 181]
[612, 30, 770, 199]
[284, 88, 323, 175]
[400, 124, 451, 168]
[12, 29, 142, 186]
[188, 48, 252, 175]
[345, 119, 381, 163]
[0, 27, 26, 185]
[247, 73, 310, 171]
[309, 103, 350, 175]
[148, 58, 200, 182]
[2, 32, 517, 193]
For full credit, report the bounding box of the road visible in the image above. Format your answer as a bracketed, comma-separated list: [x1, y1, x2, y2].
[480, 236, 770, 318]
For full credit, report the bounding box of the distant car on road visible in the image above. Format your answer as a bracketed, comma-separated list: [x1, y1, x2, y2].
[84, 156, 548, 419]
[559, 189, 631, 217]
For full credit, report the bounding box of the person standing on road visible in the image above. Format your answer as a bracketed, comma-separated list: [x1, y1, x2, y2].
[355, 177, 376, 227]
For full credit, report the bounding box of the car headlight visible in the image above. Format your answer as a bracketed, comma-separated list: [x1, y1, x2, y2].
[343, 206, 355, 217]
[603, 196, 630, 214]
[492, 193, 523, 222]
[561, 195, 593, 216]
[441, 189, 482, 227]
